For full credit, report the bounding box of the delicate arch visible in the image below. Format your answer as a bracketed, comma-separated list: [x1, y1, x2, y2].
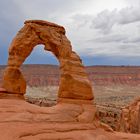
[2, 20, 94, 101]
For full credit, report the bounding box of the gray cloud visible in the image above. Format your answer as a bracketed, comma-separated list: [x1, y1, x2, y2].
[91, 9, 117, 34]
[71, 14, 92, 29]
[14, 0, 92, 23]
[88, 34, 140, 44]
[119, 6, 140, 24]
[89, 34, 127, 43]
[123, 37, 140, 43]
[80, 42, 140, 57]
[91, 5, 140, 33]
[117, 44, 140, 56]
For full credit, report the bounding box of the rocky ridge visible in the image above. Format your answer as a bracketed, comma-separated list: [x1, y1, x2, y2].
[118, 97, 140, 133]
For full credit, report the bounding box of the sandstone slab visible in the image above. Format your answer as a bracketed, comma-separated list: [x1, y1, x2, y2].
[0, 99, 140, 140]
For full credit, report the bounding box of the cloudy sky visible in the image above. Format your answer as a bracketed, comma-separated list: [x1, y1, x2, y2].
[0, 0, 140, 66]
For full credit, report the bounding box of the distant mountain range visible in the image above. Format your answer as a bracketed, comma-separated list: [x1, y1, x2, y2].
[0, 64, 140, 87]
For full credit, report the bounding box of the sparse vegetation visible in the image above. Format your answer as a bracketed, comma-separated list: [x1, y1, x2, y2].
[26, 85, 140, 107]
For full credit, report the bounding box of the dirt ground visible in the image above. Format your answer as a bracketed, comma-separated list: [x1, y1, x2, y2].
[25, 85, 140, 107]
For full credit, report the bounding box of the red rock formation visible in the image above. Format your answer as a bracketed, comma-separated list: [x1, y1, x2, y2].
[2, 20, 93, 101]
[118, 97, 140, 133]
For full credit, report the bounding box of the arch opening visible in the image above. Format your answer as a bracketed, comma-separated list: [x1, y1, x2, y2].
[24, 45, 59, 65]
[23, 45, 59, 105]
[2, 20, 94, 103]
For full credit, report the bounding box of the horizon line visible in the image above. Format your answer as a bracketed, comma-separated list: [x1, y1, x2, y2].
[0, 64, 140, 67]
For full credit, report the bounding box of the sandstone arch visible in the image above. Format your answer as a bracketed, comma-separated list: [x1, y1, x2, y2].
[2, 20, 94, 102]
